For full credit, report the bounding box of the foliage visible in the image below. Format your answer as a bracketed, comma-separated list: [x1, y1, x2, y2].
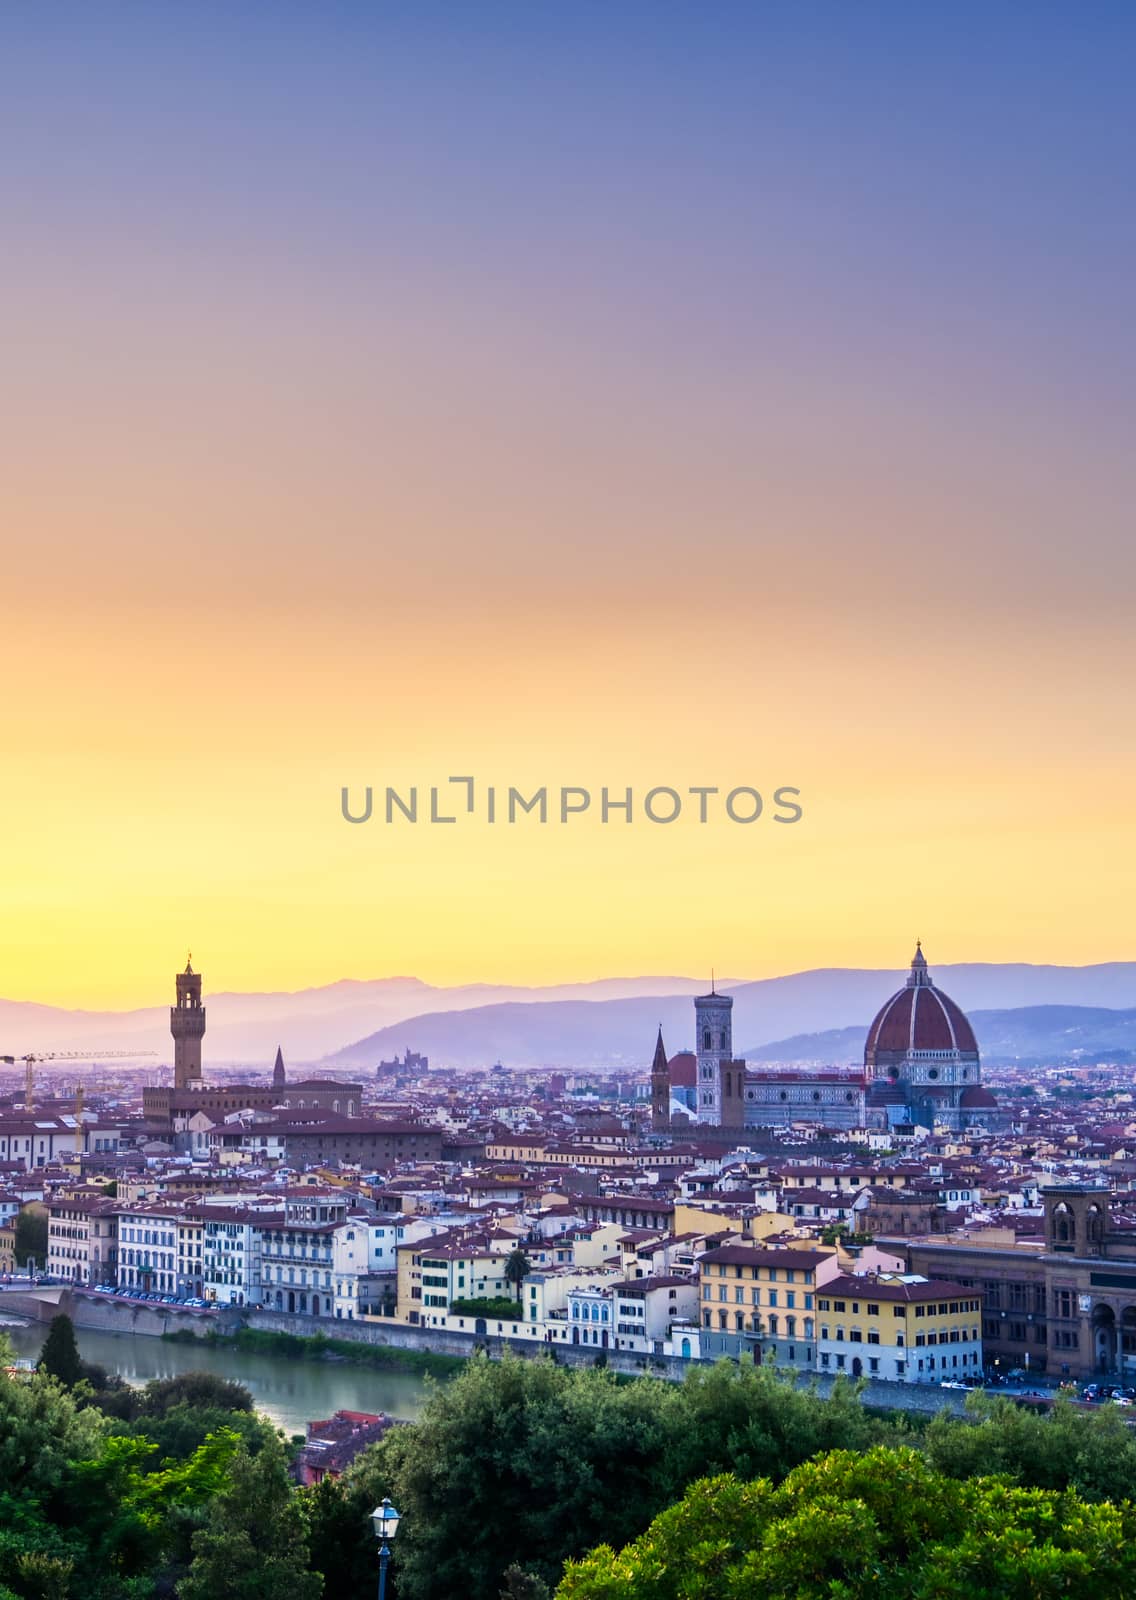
[503, 1249, 534, 1304]
[14, 1210, 47, 1268]
[556, 1445, 1136, 1600]
[819, 1223, 872, 1245]
[449, 1296, 525, 1320]
[923, 1389, 1136, 1504]
[223, 1324, 465, 1376]
[37, 1318, 84, 1389]
[501, 1567, 551, 1600]
[344, 1353, 686, 1600]
[177, 1435, 321, 1600]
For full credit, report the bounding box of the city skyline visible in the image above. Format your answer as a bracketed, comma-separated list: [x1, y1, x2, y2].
[3, 4, 1133, 1007]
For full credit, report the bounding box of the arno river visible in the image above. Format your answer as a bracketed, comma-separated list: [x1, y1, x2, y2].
[1, 1317, 432, 1435]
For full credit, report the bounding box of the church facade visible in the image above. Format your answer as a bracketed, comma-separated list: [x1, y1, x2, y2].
[651, 945, 1000, 1136]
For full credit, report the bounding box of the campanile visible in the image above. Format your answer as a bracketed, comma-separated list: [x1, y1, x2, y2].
[171, 955, 206, 1089]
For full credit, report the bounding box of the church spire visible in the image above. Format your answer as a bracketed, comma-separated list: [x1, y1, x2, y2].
[650, 1024, 670, 1134]
[651, 1025, 668, 1075]
[272, 1046, 286, 1089]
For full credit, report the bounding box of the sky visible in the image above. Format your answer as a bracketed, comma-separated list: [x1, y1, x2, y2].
[2, 3, 1134, 1008]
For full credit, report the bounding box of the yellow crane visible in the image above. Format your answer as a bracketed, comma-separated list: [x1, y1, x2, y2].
[1, 1050, 157, 1113]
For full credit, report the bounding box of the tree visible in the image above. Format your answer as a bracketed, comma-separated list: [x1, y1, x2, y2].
[37, 1316, 83, 1389]
[14, 1208, 47, 1269]
[178, 1436, 321, 1600]
[501, 1566, 551, 1600]
[347, 1353, 683, 1600]
[138, 1372, 253, 1417]
[556, 1446, 1136, 1600]
[503, 1248, 533, 1306]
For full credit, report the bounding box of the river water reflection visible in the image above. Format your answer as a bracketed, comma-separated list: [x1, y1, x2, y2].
[2, 1318, 433, 1436]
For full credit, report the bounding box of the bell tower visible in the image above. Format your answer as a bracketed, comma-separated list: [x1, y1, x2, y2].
[695, 985, 736, 1125]
[171, 955, 206, 1090]
[650, 1026, 670, 1134]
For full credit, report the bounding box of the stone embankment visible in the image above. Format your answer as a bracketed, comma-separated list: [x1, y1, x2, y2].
[2, 1289, 972, 1415]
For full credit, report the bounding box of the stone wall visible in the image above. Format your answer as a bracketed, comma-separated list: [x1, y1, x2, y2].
[10, 1289, 245, 1339]
[242, 1307, 690, 1380]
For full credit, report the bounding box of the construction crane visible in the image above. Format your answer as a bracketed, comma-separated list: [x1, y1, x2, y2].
[1, 1050, 157, 1113]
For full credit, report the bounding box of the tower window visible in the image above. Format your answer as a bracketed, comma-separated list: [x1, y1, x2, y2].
[703, 1031, 711, 1050]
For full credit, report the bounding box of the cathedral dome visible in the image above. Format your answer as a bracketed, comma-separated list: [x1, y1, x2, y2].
[959, 1085, 998, 1109]
[864, 944, 979, 1068]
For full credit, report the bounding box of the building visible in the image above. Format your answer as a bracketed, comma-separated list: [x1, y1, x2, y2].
[47, 1195, 117, 1286]
[199, 1207, 259, 1306]
[0, 1116, 80, 1170]
[650, 1027, 670, 1134]
[698, 1242, 824, 1367]
[176, 1213, 205, 1298]
[611, 1275, 700, 1356]
[272, 1118, 443, 1171]
[694, 990, 746, 1129]
[816, 1273, 983, 1384]
[675, 945, 999, 1136]
[885, 1184, 1136, 1382]
[257, 1193, 346, 1316]
[292, 1411, 396, 1486]
[864, 943, 998, 1132]
[171, 957, 206, 1090]
[117, 1202, 180, 1295]
[330, 1216, 402, 1319]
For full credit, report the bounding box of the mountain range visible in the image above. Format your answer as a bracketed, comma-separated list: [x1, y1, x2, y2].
[3, 964, 1135, 1071]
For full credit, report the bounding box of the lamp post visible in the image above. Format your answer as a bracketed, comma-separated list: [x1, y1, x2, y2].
[371, 1497, 400, 1600]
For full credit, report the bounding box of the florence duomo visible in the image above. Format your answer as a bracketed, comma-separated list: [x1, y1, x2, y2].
[651, 944, 1002, 1137]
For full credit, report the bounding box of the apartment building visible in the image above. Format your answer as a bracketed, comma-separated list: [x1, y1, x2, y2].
[816, 1273, 984, 1384]
[698, 1243, 826, 1368]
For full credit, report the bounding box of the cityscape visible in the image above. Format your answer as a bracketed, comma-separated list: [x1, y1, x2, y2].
[6, 941, 1136, 1596]
[5, 2, 1135, 1597]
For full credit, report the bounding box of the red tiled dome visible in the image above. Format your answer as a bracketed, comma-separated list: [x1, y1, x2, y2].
[959, 1085, 998, 1108]
[864, 944, 979, 1063]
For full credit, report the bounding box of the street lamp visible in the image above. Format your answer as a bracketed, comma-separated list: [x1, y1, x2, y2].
[371, 1497, 400, 1600]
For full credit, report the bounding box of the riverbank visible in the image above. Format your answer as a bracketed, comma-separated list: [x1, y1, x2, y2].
[163, 1322, 467, 1379]
[2, 1317, 433, 1434]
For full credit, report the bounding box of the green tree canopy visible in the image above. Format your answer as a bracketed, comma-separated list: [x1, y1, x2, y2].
[178, 1435, 321, 1600]
[557, 1445, 1136, 1600]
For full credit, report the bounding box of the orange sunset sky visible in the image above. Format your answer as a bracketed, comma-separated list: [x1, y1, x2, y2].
[2, 6, 1134, 1008]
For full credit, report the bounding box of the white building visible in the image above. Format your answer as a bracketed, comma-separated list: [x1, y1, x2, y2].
[116, 1202, 180, 1294]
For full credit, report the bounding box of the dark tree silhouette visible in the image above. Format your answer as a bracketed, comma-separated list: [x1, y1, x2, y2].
[37, 1313, 83, 1388]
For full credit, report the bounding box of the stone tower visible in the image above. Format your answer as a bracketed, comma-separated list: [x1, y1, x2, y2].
[171, 956, 205, 1090]
[1044, 1182, 1109, 1257]
[272, 1046, 286, 1091]
[650, 1026, 670, 1133]
[695, 987, 744, 1127]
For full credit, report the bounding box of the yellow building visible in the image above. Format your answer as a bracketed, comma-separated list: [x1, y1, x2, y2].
[699, 1242, 826, 1368]
[816, 1272, 983, 1384]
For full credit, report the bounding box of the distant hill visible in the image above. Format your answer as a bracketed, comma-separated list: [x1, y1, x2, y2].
[745, 1006, 1136, 1067]
[5, 963, 1136, 1070]
[0, 975, 727, 1065]
[328, 964, 1136, 1069]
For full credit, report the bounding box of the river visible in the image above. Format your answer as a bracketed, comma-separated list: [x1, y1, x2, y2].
[1, 1316, 432, 1435]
